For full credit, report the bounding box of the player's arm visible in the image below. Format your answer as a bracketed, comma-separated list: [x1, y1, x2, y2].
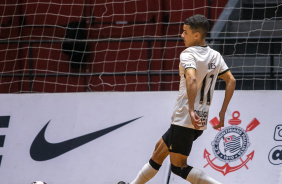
[213, 70, 236, 129]
[185, 68, 204, 129]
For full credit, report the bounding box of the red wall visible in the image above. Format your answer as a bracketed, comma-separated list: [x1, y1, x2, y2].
[0, 0, 228, 92]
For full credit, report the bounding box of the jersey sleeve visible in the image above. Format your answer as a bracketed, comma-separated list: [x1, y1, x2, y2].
[218, 56, 229, 76]
[180, 51, 197, 70]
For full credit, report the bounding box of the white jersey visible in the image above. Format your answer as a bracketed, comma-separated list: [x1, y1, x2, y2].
[171, 46, 229, 130]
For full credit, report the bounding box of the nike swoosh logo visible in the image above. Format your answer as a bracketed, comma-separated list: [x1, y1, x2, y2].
[30, 117, 141, 161]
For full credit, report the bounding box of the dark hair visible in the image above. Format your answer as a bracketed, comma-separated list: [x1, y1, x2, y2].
[184, 14, 209, 38]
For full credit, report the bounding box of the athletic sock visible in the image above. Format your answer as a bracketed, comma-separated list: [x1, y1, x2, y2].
[130, 159, 161, 184]
[186, 167, 221, 184]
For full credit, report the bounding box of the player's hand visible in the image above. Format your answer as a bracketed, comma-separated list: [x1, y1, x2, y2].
[213, 111, 225, 129]
[190, 111, 205, 130]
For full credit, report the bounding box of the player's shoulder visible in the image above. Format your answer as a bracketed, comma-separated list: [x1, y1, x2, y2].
[209, 47, 222, 57]
[180, 48, 194, 62]
[181, 47, 193, 55]
[180, 47, 198, 59]
[181, 46, 213, 55]
[180, 46, 222, 61]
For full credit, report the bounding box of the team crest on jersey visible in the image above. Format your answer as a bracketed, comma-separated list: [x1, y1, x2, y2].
[203, 111, 260, 175]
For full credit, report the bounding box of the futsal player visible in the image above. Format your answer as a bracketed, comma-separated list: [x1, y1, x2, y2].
[119, 14, 236, 184]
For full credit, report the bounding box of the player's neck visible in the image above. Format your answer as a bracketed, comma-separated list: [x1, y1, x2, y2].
[197, 39, 206, 47]
[189, 39, 206, 48]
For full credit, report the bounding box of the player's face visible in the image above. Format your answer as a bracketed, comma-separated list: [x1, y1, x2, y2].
[181, 25, 199, 48]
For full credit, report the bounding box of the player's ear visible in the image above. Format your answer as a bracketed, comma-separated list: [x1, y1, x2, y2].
[195, 31, 201, 39]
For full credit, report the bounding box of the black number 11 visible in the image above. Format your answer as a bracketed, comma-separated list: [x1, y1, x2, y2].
[200, 74, 214, 105]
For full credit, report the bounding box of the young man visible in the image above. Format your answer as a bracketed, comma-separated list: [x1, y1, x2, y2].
[119, 14, 236, 184]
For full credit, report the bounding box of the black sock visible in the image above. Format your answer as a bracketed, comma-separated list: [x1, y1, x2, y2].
[171, 164, 193, 179]
[149, 158, 162, 171]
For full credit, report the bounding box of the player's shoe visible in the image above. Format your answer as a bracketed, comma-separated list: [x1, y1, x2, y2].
[117, 181, 128, 184]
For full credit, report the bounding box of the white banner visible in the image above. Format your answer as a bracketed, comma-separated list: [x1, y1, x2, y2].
[0, 91, 281, 184]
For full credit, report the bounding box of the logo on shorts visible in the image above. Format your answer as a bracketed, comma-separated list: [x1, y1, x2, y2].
[203, 111, 260, 175]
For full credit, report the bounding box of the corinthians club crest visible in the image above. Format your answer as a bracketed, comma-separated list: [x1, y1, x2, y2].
[203, 111, 260, 175]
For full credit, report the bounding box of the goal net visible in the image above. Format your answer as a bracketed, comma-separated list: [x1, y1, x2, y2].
[0, 0, 281, 93]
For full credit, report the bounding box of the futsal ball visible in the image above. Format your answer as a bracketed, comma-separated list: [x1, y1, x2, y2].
[32, 181, 47, 184]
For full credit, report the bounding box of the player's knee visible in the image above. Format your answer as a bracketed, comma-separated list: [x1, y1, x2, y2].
[170, 164, 182, 176]
[149, 159, 162, 171]
[170, 164, 193, 179]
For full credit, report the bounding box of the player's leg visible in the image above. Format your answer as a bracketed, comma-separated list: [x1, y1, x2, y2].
[168, 125, 221, 184]
[168, 125, 193, 181]
[130, 138, 169, 184]
[170, 152, 221, 184]
[169, 152, 192, 179]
